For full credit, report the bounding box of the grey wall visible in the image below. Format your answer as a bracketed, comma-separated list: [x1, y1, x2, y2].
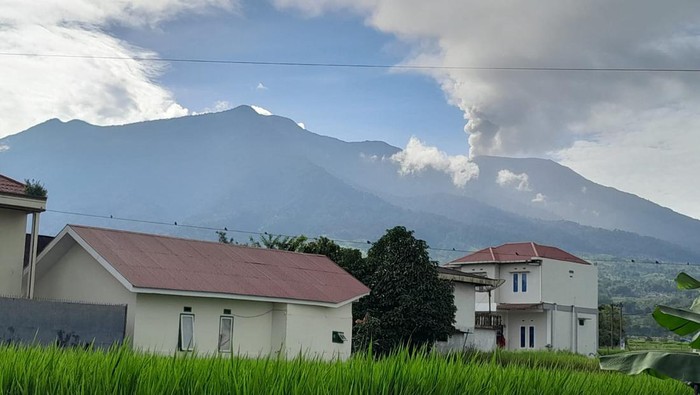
[0, 297, 125, 348]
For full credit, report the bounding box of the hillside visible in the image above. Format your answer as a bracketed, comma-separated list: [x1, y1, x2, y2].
[1, 105, 699, 262]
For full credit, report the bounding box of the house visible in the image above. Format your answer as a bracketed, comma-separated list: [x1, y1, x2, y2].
[34, 225, 370, 359]
[435, 267, 503, 352]
[0, 174, 46, 298]
[445, 242, 598, 355]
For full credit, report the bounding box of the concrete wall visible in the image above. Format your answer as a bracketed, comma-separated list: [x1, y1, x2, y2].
[0, 208, 27, 297]
[34, 243, 137, 337]
[504, 311, 547, 350]
[0, 296, 125, 348]
[457, 264, 498, 311]
[284, 303, 353, 360]
[133, 293, 275, 357]
[453, 282, 476, 331]
[498, 263, 542, 305]
[540, 259, 597, 308]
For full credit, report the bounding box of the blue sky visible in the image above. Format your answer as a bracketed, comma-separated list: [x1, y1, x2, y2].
[2, 0, 700, 219]
[111, 2, 467, 153]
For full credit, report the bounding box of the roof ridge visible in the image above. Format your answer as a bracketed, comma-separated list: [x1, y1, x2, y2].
[530, 242, 540, 257]
[67, 224, 329, 258]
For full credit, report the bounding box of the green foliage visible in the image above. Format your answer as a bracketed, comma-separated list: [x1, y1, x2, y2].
[600, 272, 700, 388]
[23, 178, 47, 197]
[0, 344, 689, 395]
[216, 231, 236, 244]
[598, 304, 625, 348]
[359, 226, 456, 355]
[249, 234, 308, 251]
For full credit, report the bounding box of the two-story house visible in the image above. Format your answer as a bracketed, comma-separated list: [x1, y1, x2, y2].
[445, 242, 598, 355]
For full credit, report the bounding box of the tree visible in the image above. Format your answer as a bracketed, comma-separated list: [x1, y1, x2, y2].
[357, 226, 456, 355]
[598, 303, 625, 348]
[249, 234, 308, 251]
[302, 237, 369, 285]
[600, 272, 700, 393]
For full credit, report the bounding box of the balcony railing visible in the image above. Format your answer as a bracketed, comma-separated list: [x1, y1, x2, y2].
[475, 312, 503, 329]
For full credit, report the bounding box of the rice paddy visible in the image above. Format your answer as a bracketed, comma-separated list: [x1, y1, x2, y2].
[0, 345, 691, 394]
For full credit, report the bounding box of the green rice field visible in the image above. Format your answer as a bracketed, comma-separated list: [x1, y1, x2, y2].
[0, 345, 691, 394]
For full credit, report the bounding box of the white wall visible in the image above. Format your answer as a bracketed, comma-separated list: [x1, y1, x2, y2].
[456, 264, 498, 311]
[284, 303, 353, 360]
[34, 242, 136, 336]
[497, 264, 542, 305]
[133, 293, 275, 357]
[504, 311, 547, 350]
[0, 208, 27, 297]
[453, 282, 476, 331]
[540, 259, 597, 308]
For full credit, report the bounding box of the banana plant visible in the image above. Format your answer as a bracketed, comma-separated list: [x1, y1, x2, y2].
[600, 272, 700, 394]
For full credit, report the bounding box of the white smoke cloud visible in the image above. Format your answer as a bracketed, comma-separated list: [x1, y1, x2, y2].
[391, 137, 479, 187]
[532, 193, 546, 203]
[496, 170, 531, 191]
[0, 145, 9, 152]
[296, 122, 306, 129]
[0, 1, 236, 138]
[274, 0, 700, 218]
[256, 82, 269, 90]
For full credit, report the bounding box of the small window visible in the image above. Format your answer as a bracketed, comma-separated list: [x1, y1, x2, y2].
[578, 318, 586, 326]
[219, 316, 233, 353]
[513, 273, 519, 293]
[521, 273, 528, 293]
[520, 326, 526, 348]
[179, 314, 195, 351]
[223, 308, 231, 315]
[183, 306, 192, 312]
[529, 326, 535, 348]
[332, 331, 347, 344]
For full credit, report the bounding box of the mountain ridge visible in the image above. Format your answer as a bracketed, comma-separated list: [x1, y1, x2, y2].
[1, 105, 698, 262]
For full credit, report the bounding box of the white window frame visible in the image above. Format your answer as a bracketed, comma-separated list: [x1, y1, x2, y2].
[179, 313, 195, 352]
[218, 316, 233, 353]
[521, 272, 528, 293]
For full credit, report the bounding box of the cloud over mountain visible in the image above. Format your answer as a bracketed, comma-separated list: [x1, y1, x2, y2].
[0, 0, 236, 138]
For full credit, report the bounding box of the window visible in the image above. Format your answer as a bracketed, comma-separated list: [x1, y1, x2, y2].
[332, 331, 348, 344]
[520, 326, 526, 348]
[529, 326, 535, 348]
[179, 314, 195, 351]
[521, 272, 528, 292]
[521, 325, 535, 348]
[219, 316, 233, 352]
[513, 273, 519, 292]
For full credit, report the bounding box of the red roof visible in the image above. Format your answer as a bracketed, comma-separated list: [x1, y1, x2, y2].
[69, 225, 370, 305]
[0, 174, 27, 196]
[451, 242, 590, 265]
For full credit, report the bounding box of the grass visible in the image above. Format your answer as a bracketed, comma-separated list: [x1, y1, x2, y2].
[0, 344, 692, 394]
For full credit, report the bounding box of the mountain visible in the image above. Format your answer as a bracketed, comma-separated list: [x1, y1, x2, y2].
[1, 105, 699, 262]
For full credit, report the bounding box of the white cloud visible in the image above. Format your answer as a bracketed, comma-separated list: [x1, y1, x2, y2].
[581, 186, 587, 194]
[0, 1, 236, 138]
[532, 193, 546, 203]
[256, 82, 268, 90]
[296, 122, 306, 129]
[496, 169, 531, 191]
[274, 0, 700, 218]
[0, 145, 9, 152]
[391, 137, 479, 187]
[251, 105, 273, 116]
[192, 100, 233, 115]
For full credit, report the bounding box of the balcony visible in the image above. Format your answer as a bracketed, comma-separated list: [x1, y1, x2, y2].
[475, 312, 503, 329]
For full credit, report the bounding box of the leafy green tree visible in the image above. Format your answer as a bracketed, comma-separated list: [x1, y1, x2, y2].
[249, 234, 308, 251]
[358, 226, 456, 355]
[302, 237, 370, 286]
[600, 272, 700, 393]
[598, 303, 625, 348]
[216, 231, 236, 244]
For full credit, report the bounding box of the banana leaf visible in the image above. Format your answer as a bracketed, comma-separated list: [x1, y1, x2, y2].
[653, 305, 700, 347]
[600, 351, 700, 384]
[677, 272, 700, 290]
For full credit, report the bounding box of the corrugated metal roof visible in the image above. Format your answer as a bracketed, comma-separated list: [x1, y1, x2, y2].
[69, 225, 370, 304]
[451, 242, 590, 265]
[0, 174, 27, 196]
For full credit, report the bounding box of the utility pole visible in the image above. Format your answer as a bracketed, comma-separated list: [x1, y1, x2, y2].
[619, 303, 624, 349]
[610, 303, 614, 348]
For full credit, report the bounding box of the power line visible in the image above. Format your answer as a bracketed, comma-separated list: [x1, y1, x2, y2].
[44, 208, 700, 264]
[2, 52, 700, 73]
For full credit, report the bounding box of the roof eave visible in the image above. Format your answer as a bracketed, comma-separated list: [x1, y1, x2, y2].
[0, 193, 47, 213]
[131, 286, 370, 308]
